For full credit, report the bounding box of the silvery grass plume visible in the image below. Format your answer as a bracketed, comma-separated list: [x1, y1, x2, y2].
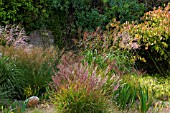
[0, 24, 30, 48]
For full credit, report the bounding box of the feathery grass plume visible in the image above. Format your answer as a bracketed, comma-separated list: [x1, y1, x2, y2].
[0, 24, 29, 48]
[51, 53, 116, 113]
[52, 52, 106, 91]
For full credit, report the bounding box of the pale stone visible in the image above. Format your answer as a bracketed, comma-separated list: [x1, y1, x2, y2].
[25, 96, 39, 108]
[0, 53, 2, 58]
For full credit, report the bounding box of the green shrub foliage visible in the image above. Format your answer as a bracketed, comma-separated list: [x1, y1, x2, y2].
[0, 0, 155, 48]
[138, 0, 169, 10]
[0, 0, 50, 31]
[103, 0, 145, 23]
[49, 0, 106, 47]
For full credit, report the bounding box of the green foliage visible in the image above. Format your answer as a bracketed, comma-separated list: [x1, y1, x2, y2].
[51, 0, 105, 30]
[1, 101, 27, 113]
[49, 0, 106, 47]
[139, 75, 170, 101]
[82, 49, 135, 75]
[138, 85, 153, 113]
[112, 83, 137, 110]
[138, 0, 169, 10]
[0, 38, 6, 46]
[0, 0, 50, 31]
[0, 56, 22, 100]
[112, 77, 153, 112]
[83, 50, 107, 68]
[123, 74, 170, 101]
[103, 0, 145, 23]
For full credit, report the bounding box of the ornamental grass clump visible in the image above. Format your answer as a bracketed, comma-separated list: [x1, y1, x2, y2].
[52, 83, 108, 113]
[51, 53, 108, 91]
[50, 53, 116, 113]
[138, 85, 153, 113]
[112, 83, 137, 111]
[0, 46, 60, 99]
[0, 57, 18, 105]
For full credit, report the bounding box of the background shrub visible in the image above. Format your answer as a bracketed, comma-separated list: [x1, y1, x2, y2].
[0, 0, 50, 31]
[1, 0, 168, 48]
[138, 0, 169, 11]
[49, 0, 106, 48]
[103, 0, 145, 23]
[0, 0, 106, 48]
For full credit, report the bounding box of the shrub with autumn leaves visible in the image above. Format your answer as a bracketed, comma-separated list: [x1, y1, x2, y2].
[118, 3, 170, 75]
[81, 3, 170, 76]
[127, 4, 170, 75]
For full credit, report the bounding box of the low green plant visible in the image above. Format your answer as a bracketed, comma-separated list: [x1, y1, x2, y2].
[138, 85, 153, 113]
[112, 83, 137, 110]
[0, 38, 6, 46]
[138, 75, 170, 101]
[1, 101, 28, 113]
[124, 74, 170, 101]
[112, 75, 155, 112]
[1, 106, 11, 113]
[82, 50, 107, 69]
